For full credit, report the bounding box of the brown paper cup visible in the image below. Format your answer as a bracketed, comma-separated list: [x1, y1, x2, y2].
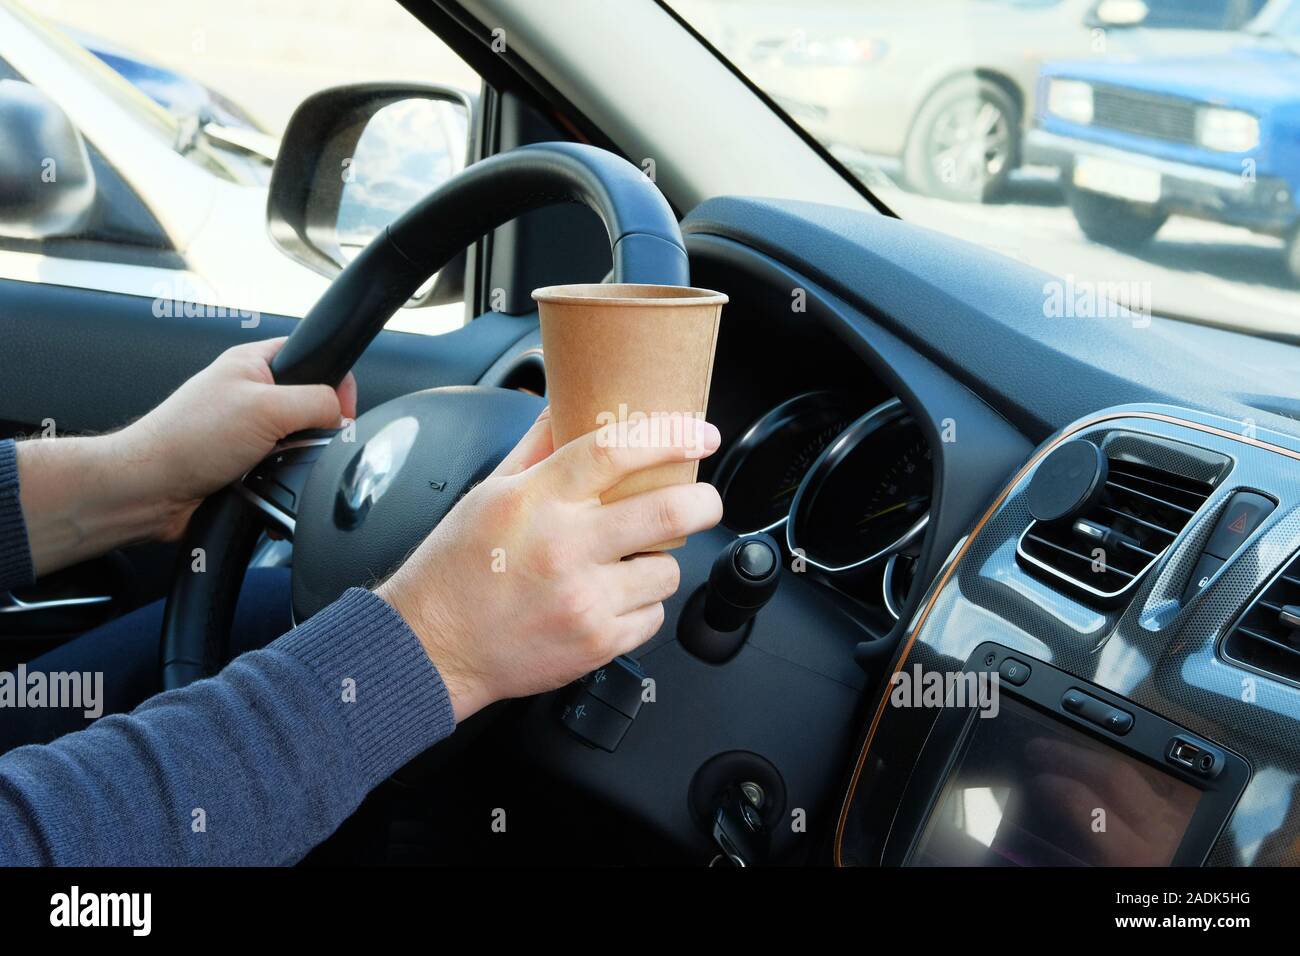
[532, 283, 727, 550]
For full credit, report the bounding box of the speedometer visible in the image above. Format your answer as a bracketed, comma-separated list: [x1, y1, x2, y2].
[788, 398, 932, 572]
[713, 391, 865, 534]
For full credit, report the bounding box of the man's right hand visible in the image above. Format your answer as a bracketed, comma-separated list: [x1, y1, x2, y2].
[376, 411, 723, 722]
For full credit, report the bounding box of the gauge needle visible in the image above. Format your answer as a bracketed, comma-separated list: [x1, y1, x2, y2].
[771, 482, 802, 501]
[859, 497, 928, 524]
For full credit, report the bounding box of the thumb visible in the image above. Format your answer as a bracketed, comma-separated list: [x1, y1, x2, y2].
[260, 383, 345, 438]
[335, 371, 359, 422]
[492, 407, 553, 477]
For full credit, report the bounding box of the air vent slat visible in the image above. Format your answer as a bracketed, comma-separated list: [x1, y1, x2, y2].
[1107, 460, 1215, 511]
[1024, 533, 1137, 578]
[1107, 467, 1199, 495]
[1117, 539, 1159, 560]
[1235, 626, 1300, 658]
[1023, 533, 1094, 564]
[1225, 550, 1300, 685]
[1019, 454, 1213, 603]
[1097, 505, 1175, 539]
[1104, 480, 1195, 517]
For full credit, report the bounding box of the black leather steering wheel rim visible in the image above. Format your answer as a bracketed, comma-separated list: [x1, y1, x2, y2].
[160, 142, 689, 690]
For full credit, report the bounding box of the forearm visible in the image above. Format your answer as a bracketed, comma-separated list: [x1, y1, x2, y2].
[14, 431, 189, 578]
[0, 588, 455, 865]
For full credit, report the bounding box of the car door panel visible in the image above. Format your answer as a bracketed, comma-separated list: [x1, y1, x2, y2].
[0, 277, 539, 435]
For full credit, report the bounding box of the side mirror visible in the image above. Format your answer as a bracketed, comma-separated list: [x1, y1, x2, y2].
[0, 80, 96, 240]
[1089, 0, 1150, 27]
[266, 83, 475, 304]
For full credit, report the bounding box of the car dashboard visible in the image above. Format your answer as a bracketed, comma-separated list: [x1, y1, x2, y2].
[838, 405, 1300, 866]
[495, 196, 1300, 866]
[711, 390, 932, 631]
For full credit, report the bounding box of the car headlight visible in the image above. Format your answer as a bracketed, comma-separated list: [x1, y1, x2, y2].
[1196, 107, 1259, 153]
[778, 36, 889, 68]
[1047, 79, 1093, 125]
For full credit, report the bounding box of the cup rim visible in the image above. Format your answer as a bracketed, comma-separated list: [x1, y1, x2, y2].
[531, 283, 728, 307]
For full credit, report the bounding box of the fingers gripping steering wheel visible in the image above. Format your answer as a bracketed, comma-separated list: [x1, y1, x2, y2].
[160, 142, 689, 690]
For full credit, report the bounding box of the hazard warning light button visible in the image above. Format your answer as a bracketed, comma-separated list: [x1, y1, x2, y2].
[1204, 492, 1275, 561]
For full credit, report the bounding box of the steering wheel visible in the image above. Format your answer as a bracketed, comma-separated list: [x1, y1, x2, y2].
[160, 142, 689, 690]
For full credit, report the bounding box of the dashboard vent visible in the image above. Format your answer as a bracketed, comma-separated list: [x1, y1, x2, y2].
[1018, 458, 1214, 600]
[1223, 552, 1300, 685]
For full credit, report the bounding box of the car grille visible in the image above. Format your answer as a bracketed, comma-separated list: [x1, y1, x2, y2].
[1092, 86, 1198, 145]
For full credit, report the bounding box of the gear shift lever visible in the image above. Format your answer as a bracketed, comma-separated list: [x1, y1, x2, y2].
[678, 533, 781, 663]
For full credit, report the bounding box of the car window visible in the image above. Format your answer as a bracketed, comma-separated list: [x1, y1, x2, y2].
[0, 0, 481, 333]
[670, 0, 1299, 340]
[1141, 0, 1266, 29]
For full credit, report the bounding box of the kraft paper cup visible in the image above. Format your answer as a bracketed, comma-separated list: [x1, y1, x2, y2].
[532, 283, 727, 551]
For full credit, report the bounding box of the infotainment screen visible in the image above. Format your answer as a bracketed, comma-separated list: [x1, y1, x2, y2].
[909, 697, 1203, 866]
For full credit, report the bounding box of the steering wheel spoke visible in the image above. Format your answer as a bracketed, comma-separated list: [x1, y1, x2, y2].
[236, 430, 336, 535]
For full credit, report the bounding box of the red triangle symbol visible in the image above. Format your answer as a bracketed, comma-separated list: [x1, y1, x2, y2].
[1226, 512, 1248, 534]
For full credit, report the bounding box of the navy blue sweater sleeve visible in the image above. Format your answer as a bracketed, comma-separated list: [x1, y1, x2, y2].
[0, 588, 456, 865]
[0, 440, 34, 592]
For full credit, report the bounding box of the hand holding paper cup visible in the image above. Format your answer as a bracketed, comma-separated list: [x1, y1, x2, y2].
[532, 283, 727, 551]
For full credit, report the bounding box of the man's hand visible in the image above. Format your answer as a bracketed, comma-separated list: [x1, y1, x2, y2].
[18, 338, 355, 576]
[377, 411, 724, 722]
[117, 337, 357, 537]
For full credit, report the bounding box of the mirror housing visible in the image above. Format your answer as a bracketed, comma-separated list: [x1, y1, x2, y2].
[266, 82, 475, 303]
[0, 79, 96, 240]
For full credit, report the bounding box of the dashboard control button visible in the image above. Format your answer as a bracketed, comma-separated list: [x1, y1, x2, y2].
[998, 657, 1031, 686]
[1062, 689, 1089, 714]
[1204, 492, 1274, 560]
[1060, 688, 1133, 735]
[559, 694, 632, 752]
[735, 539, 777, 580]
[1076, 697, 1110, 725]
[1181, 553, 1224, 604]
[1102, 708, 1134, 735]
[578, 656, 645, 719]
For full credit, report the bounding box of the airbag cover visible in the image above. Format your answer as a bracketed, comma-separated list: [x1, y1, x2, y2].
[291, 385, 545, 620]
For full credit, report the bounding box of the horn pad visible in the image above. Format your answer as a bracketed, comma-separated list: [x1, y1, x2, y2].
[291, 386, 545, 621]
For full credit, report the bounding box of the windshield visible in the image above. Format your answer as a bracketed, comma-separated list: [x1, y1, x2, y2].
[669, 0, 1298, 340]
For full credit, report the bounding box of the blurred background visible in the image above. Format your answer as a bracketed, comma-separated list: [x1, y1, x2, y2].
[4, 0, 1299, 340]
[24, 0, 478, 132]
[674, 0, 1300, 339]
[4, 0, 476, 331]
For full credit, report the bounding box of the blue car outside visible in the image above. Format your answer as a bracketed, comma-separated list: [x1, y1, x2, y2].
[1026, 1, 1300, 278]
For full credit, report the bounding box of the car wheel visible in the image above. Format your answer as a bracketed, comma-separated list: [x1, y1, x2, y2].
[1065, 186, 1168, 248]
[1285, 228, 1300, 284]
[903, 76, 1019, 203]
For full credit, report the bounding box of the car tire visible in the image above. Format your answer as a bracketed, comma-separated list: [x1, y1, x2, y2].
[903, 76, 1020, 203]
[1286, 228, 1300, 284]
[1065, 186, 1168, 248]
